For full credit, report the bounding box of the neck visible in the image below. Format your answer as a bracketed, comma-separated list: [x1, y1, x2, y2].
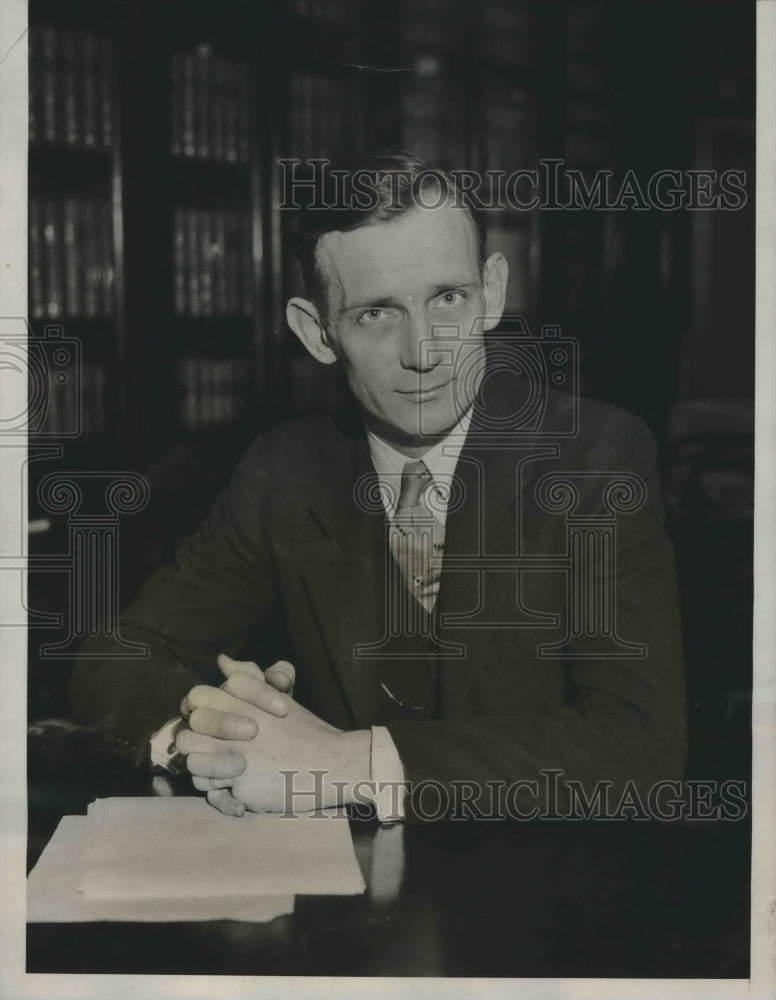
[363, 415, 449, 458]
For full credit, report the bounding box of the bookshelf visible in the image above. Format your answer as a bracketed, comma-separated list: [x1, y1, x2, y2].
[28, 20, 118, 452]
[29, 0, 747, 473]
[26, 0, 621, 468]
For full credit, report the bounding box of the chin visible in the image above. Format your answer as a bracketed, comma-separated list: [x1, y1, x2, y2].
[397, 404, 460, 443]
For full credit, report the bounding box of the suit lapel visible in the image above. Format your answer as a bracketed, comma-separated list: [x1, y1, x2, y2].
[436, 375, 560, 713]
[296, 415, 389, 727]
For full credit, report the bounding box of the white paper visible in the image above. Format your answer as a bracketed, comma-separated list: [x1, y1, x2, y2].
[27, 816, 295, 923]
[78, 797, 366, 900]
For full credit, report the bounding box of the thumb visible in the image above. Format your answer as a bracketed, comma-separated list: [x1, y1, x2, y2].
[264, 660, 295, 694]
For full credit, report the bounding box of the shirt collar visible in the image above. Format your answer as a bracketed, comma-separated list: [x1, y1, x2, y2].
[366, 407, 473, 517]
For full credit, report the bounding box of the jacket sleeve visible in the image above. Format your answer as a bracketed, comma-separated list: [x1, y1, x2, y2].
[69, 437, 277, 766]
[386, 411, 687, 822]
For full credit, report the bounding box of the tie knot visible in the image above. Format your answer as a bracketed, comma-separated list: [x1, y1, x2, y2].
[397, 460, 432, 512]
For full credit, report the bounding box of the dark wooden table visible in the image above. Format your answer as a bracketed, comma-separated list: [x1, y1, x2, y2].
[26, 724, 750, 978]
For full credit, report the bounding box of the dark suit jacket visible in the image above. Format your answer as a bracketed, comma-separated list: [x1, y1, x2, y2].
[71, 369, 686, 820]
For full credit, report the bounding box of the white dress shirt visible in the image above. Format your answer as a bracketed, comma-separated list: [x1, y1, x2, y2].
[151, 407, 473, 823]
[365, 406, 473, 821]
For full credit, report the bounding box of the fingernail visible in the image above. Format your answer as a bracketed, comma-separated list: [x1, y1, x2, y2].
[236, 720, 256, 738]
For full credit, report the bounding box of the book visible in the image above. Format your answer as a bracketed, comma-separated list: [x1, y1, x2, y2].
[170, 50, 252, 163]
[485, 84, 535, 174]
[62, 30, 78, 145]
[82, 32, 98, 147]
[29, 25, 114, 149]
[177, 356, 253, 429]
[63, 199, 81, 316]
[483, 0, 536, 69]
[173, 207, 253, 317]
[99, 35, 114, 147]
[41, 26, 57, 143]
[42, 200, 62, 319]
[29, 199, 45, 319]
[31, 197, 114, 320]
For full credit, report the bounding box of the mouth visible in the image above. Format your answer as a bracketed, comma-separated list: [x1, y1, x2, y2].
[397, 377, 453, 402]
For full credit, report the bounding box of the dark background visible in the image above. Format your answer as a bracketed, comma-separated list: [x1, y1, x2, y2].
[27, 0, 753, 807]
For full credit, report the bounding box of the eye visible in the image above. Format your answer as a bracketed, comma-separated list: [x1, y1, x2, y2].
[357, 307, 388, 325]
[435, 290, 466, 309]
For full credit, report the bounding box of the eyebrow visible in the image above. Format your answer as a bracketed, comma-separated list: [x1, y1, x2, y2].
[339, 280, 478, 316]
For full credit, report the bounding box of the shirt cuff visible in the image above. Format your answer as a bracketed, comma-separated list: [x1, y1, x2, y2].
[370, 725, 406, 822]
[149, 717, 185, 771]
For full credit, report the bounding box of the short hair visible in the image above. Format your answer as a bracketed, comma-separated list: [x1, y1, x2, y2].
[294, 150, 487, 321]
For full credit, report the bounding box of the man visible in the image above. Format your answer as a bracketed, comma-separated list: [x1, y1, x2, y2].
[71, 152, 686, 822]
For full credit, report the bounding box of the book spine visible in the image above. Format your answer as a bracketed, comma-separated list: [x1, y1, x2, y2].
[43, 200, 62, 319]
[213, 209, 227, 315]
[195, 50, 209, 158]
[223, 61, 237, 163]
[99, 36, 113, 147]
[239, 214, 253, 316]
[63, 199, 79, 316]
[213, 359, 224, 424]
[173, 206, 185, 314]
[100, 201, 115, 317]
[42, 26, 58, 143]
[222, 359, 233, 422]
[180, 357, 196, 429]
[200, 209, 213, 317]
[62, 30, 78, 145]
[236, 65, 250, 163]
[223, 211, 236, 315]
[186, 208, 200, 317]
[29, 200, 45, 319]
[211, 57, 224, 161]
[181, 53, 195, 156]
[170, 51, 182, 156]
[199, 359, 209, 428]
[82, 32, 98, 148]
[83, 201, 99, 317]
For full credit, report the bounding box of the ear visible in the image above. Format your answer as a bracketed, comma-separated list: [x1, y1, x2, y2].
[286, 297, 338, 365]
[481, 252, 509, 332]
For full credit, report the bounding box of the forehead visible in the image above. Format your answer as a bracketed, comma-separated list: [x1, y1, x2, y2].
[317, 202, 480, 307]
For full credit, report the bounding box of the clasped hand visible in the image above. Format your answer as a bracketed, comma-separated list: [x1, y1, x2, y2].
[175, 654, 370, 816]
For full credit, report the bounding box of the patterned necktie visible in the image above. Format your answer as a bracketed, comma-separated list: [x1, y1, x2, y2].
[389, 459, 445, 613]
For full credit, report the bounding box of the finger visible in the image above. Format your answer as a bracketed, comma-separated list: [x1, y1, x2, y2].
[185, 751, 247, 779]
[221, 672, 289, 717]
[181, 684, 268, 721]
[206, 787, 246, 818]
[187, 706, 258, 740]
[176, 727, 250, 756]
[191, 774, 234, 792]
[264, 660, 295, 694]
[217, 653, 265, 681]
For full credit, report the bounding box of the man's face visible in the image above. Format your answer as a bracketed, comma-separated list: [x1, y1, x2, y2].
[315, 202, 501, 454]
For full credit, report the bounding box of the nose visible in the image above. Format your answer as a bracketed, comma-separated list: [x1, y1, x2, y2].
[397, 309, 439, 372]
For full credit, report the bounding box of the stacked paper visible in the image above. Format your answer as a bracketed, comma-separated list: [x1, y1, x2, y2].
[28, 796, 365, 923]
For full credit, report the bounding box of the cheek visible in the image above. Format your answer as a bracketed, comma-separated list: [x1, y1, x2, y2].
[339, 338, 394, 387]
